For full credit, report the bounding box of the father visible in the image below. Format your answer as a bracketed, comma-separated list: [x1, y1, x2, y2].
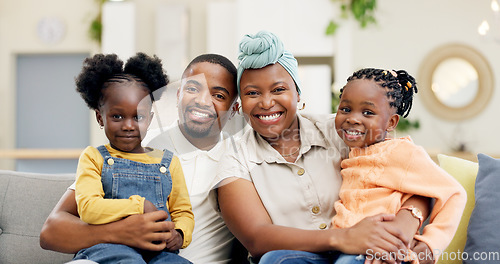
[40, 54, 242, 264]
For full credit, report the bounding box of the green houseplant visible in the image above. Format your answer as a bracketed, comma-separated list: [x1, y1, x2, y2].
[326, 0, 377, 35]
[327, 1, 419, 133]
[88, 0, 106, 44]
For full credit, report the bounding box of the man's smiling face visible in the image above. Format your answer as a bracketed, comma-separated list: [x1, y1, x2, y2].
[177, 62, 237, 139]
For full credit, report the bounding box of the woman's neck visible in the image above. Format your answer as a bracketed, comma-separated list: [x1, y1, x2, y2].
[263, 116, 301, 161]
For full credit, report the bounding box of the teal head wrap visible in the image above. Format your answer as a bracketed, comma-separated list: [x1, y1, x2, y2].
[236, 30, 301, 96]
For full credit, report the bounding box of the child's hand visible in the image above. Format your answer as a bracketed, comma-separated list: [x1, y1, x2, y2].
[390, 208, 422, 247]
[143, 200, 158, 214]
[411, 240, 434, 264]
[165, 228, 184, 251]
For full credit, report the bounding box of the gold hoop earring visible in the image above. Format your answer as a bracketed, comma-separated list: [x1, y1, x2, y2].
[298, 102, 306, 111]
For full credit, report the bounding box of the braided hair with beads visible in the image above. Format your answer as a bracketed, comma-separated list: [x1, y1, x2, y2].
[339, 68, 418, 118]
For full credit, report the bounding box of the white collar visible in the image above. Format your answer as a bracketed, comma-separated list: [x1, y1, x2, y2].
[167, 121, 229, 162]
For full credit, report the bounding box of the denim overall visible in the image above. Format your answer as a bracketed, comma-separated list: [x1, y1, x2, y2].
[99, 145, 173, 220]
[258, 251, 410, 264]
[73, 146, 192, 264]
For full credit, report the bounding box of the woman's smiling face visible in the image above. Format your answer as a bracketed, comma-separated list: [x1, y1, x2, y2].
[239, 63, 300, 140]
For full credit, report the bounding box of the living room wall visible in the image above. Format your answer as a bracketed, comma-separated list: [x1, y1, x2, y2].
[349, 0, 500, 156]
[0, 0, 498, 170]
[0, 0, 96, 169]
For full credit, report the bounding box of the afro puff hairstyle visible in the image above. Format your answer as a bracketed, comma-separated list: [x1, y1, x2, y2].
[75, 52, 169, 110]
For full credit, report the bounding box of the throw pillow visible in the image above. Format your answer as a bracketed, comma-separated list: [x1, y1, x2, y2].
[437, 154, 478, 264]
[463, 154, 500, 264]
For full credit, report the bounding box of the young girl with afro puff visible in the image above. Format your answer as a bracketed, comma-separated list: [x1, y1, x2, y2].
[331, 68, 467, 264]
[72, 52, 194, 264]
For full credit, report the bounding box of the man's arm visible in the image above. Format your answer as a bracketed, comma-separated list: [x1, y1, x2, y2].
[40, 189, 174, 253]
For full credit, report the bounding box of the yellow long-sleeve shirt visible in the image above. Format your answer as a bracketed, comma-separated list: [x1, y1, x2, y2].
[75, 144, 194, 248]
[332, 137, 467, 259]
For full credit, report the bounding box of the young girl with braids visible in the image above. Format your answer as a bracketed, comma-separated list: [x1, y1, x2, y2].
[72, 53, 194, 264]
[332, 68, 466, 263]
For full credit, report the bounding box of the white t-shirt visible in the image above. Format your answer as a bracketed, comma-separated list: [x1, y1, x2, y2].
[146, 122, 236, 264]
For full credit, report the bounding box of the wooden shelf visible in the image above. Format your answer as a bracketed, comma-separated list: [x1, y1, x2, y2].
[0, 149, 83, 159]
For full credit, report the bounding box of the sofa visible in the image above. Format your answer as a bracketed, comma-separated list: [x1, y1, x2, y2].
[0, 170, 74, 264]
[0, 154, 498, 264]
[436, 153, 500, 264]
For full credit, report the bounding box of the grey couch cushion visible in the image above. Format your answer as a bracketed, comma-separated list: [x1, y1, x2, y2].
[463, 154, 500, 264]
[0, 170, 75, 264]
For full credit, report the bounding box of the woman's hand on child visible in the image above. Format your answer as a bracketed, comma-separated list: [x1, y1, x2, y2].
[165, 228, 183, 251]
[340, 213, 408, 264]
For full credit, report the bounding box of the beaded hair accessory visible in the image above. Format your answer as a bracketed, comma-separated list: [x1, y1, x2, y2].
[383, 69, 398, 77]
[384, 69, 412, 91]
[405, 81, 412, 91]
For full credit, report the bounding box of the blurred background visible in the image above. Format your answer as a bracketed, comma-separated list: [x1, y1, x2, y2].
[0, 0, 499, 173]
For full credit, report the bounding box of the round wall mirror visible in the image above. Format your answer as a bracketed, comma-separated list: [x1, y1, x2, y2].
[419, 44, 494, 120]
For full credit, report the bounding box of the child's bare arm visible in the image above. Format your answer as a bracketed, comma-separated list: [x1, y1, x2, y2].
[390, 195, 431, 246]
[406, 195, 434, 263]
[365, 196, 431, 264]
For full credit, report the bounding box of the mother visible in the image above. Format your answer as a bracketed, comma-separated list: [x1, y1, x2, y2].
[213, 31, 430, 264]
